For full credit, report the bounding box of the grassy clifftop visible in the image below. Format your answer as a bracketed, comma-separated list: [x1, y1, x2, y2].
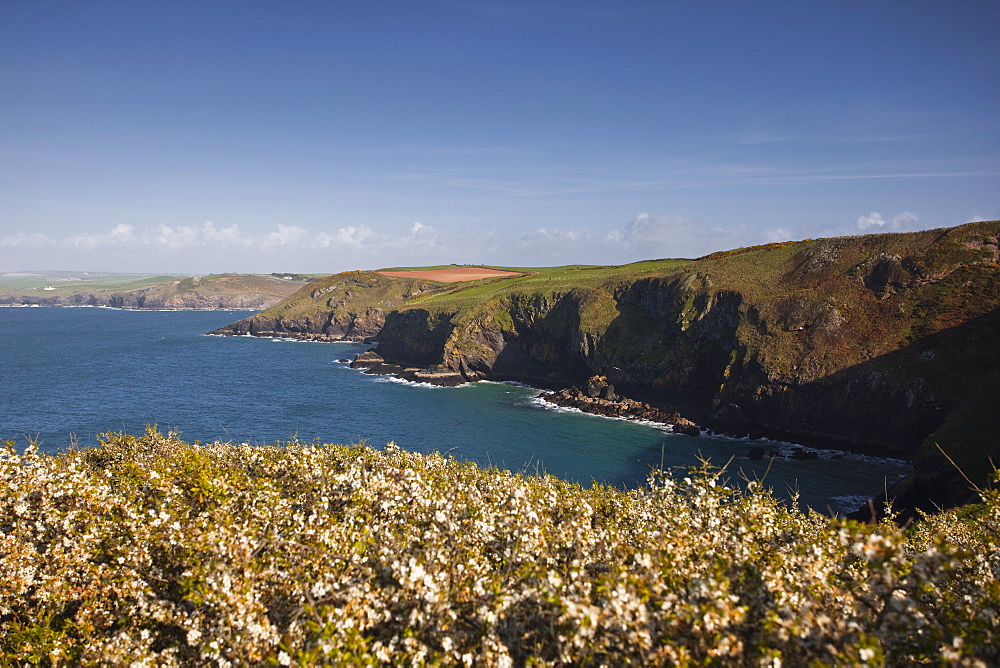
[214, 221, 1000, 509]
[0, 272, 309, 309]
[3, 429, 999, 664]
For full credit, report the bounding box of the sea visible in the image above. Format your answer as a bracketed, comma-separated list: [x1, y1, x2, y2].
[0, 306, 911, 514]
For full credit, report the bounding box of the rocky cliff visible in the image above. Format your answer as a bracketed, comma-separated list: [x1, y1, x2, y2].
[0, 273, 306, 310]
[209, 271, 442, 340]
[214, 222, 1000, 510]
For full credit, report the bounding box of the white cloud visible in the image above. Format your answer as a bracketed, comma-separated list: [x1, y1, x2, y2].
[523, 228, 585, 243]
[625, 213, 700, 243]
[203, 221, 243, 243]
[260, 224, 311, 250]
[410, 221, 431, 236]
[0, 209, 955, 274]
[855, 211, 886, 231]
[315, 225, 377, 248]
[620, 212, 758, 258]
[141, 221, 245, 249]
[516, 215, 749, 264]
[855, 211, 924, 233]
[149, 224, 200, 249]
[69, 223, 137, 249]
[0, 232, 54, 248]
[965, 211, 999, 224]
[762, 227, 793, 243]
[890, 211, 921, 230]
[109, 223, 135, 241]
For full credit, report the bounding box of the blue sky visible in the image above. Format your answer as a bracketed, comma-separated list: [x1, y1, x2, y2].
[2, 0, 998, 273]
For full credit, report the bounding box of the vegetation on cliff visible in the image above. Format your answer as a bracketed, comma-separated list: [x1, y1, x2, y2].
[209, 270, 446, 340]
[0, 272, 309, 310]
[214, 222, 1000, 510]
[3, 429, 999, 665]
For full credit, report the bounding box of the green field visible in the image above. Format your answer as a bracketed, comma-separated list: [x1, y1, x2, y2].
[0, 271, 179, 296]
[392, 260, 692, 310]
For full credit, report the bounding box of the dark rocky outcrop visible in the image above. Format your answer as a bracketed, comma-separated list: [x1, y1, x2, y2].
[348, 351, 466, 386]
[543, 386, 686, 425]
[671, 418, 701, 437]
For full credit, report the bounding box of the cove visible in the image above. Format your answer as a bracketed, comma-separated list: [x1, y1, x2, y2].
[0, 307, 910, 513]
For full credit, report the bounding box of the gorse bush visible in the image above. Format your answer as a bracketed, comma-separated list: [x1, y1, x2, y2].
[2, 429, 998, 666]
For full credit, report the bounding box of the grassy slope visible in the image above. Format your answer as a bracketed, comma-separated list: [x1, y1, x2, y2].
[0, 272, 180, 296]
[397, 227, 998, 390]
[257, 270, 442, 321]
[403, 261, 689, 308]
[405, 227, 996, 352]
[0, 272, 309, 307]
[245, 224, 999, 384]
[246, 261, 722, 327]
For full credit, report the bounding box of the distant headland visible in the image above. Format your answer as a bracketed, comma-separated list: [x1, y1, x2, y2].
[0, 271, 312, 310]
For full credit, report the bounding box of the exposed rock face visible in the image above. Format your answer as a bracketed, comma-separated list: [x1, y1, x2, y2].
[210, 271, 437, 341]
[348, 351, 466, 386]
[211, 222, 1000, 513]
[210, 311, 386, 341]
[671, 418, 701, 437]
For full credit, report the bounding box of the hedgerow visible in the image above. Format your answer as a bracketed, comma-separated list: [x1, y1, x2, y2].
[2, 428, 998, 665]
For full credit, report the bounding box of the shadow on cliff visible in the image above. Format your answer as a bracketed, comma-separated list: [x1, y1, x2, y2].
[488, 293, 594, 386]
[376, 309, 456, 368]
[591, 278, 745, 418]
[717, 306, 999, 459]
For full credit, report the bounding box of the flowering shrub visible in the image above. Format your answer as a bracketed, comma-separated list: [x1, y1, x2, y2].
[2, 428, 998, 665]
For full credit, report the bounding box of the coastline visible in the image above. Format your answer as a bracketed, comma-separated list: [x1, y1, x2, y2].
[209, 328, 371, 343]
[0, 303, 256, 312]
[201, 330, 916, 507]
[341, 349, 911, 473]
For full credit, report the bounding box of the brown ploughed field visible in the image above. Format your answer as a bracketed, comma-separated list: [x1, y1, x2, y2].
[377, 268, 522, 282]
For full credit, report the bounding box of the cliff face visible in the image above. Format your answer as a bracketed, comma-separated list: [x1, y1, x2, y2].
[386, 223, 1000, 497]
[210, 271, 440, 340]
[212, 222, 1000, 506]
[0, 274, 305, 310]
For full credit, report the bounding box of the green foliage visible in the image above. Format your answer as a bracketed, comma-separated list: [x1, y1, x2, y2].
[2, 429, 999, 665]
[402, 260, 690, 313]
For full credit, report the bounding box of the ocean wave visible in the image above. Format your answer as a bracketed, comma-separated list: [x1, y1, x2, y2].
[267, 337, 364, 345]
[525, 396, 677, 430]
[2, 303, 114, 309]
[720, 437, 911, 466]
[527, 397, 911, 467]
[480, 380, 537, 389]
[827, 494, 876, 515]
[372, 375, 471, 390]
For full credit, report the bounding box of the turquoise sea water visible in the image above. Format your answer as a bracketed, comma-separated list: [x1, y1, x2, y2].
[0, 307, 910, 513]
